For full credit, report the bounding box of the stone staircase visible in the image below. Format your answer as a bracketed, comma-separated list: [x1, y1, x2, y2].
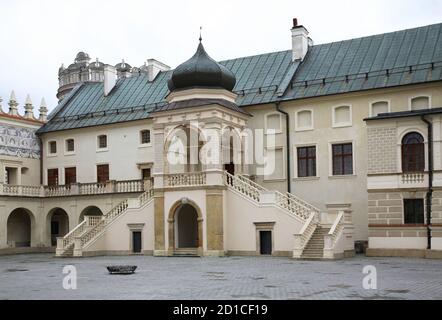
[300, 227, 330, 260]
[56, 189, 154, 257]
[173, 248, 199, 257]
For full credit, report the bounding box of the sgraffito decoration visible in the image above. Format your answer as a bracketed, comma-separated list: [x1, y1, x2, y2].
[0, 124, 40, 159]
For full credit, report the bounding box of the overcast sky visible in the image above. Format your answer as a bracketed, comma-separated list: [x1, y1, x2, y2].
[0, 0, 441, 114]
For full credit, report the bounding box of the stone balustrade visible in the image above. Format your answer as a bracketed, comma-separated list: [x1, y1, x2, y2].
[164, 172, 207, 187]
[401, 172, 425, 184]
[0, 179, 150, 197]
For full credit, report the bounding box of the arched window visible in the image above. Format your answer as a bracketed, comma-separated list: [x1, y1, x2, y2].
[401, 132, 425, 173]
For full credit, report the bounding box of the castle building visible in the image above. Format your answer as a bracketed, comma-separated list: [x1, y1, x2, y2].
[1, 19, 442, 259]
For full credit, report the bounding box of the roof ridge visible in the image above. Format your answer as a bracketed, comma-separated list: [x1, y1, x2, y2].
[311, 22, 442, 48]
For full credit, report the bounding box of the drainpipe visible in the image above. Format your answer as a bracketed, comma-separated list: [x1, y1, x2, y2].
[421, 115, 432, 250]
[38, 136, 43, 185]
[275, 102, 291, 193]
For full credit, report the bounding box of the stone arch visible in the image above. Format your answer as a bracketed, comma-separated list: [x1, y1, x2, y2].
[221, 126, 243, 175]
[46, 208, 69, 246]
[7, 208, 36, 247]
[164, 124, 206, 174]
[168, 198, 203, 252]
[78, 206, 104, 224]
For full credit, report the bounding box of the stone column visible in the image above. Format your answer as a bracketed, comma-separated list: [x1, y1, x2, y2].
[203, 122, 224, 186]
[153, 124, 165, 189]
[0, 201, 7, 248]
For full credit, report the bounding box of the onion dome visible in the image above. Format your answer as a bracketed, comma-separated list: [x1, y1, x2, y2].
[89, 58, 104, 70]
[75, 51, 91, 63]
[115, 59, 132, 72]
[167, 41, 236, 92]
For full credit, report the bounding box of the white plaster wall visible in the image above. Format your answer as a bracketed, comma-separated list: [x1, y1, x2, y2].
[41, 119, 153, 184]
[225, 189, 304, 252]
[83, 200, 154, 254]
[369, 237, 427, 249]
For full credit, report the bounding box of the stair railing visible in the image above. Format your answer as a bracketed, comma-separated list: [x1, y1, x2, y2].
[293, 211, 318, 258]
[323, 211, 345, 259]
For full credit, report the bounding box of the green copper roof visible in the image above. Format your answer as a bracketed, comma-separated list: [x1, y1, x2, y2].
[38, 23, 442, 134]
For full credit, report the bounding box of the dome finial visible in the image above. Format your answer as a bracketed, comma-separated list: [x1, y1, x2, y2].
[199, 26, 202, 43]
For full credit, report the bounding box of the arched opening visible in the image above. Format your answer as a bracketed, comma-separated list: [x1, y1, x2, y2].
[7, 208, 34, 247]
[165, 125, 205, 174]
[47, 208, 69, 246]
[175, 204, 199, 248]
[222, 127, 242, 176]
[401, 132, 425, 173]
[79, 206, 103, 223]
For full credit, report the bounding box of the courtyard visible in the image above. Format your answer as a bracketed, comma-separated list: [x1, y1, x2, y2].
[0, 254, 441, 300]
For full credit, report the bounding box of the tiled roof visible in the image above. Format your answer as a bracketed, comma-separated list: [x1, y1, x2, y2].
[38, 23, 442, 134]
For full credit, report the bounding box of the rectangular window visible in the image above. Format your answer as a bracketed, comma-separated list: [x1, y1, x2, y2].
[142, 168, 151, 180]
[64, 167, 77, 185]
[96, 164, 109, 183]
[66, 139, 75, 152]
[47, 168, 59, 186]
[140, 130, 151, 144]
[297, 146, 316, 177]
[98, 135, 107, 149]
[332, 143, 353, 175]
[49, 141, 57, 154]
[404, 199, 424, 224]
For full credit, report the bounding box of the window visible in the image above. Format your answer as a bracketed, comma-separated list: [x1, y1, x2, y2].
[264, 147, 284, 180]
[265, 113, 281, 133]
[296, 110, 313, 131]
[333, 105, 351, 127]
[401, 132, 425, 173]
[64, 167, 77, 185]
[332, 143, 353, 175]
[65, 139, 75, 152]
[297, 146, 316, 177]
[49, 141, 57, 154]
[96, 164, 109, 183]
[97, 135, 107, 149]
[410, 96, 430, 110]
[404, 199, 424, 224]
[47, 168, 59, 186]
[140, 130, 151, 144]
[142, 168, 151, 180]
[371, 101, 389, 117]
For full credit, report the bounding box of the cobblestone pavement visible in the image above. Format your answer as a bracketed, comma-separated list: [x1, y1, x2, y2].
[0, 254, 441, 300]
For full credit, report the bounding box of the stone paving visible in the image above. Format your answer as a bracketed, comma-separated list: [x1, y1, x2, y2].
[0, 254, 441, 300]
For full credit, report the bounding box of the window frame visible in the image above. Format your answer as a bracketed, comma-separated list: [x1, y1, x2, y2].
[295, 109, 314, 132]
[47, 168, 59, 186]
[64, 166, 77, 185]
[263, 146, 286, 181]
[96, 163, 110, 183]
[64, 138, 75, 154]
[48, 140, 57, 156]
[296, 145, 317, 178]
[401, 132, 425, 173]
[331, 142, 354, 176]
[264, 112, 283, 134]
[97, 134, 108, 151]
[369, 100, 390, 117]
[409, 95, 431, 111]
[403, 199, 425, 225]
[332, 105, 352, 128]
[140, 129, 152, 146]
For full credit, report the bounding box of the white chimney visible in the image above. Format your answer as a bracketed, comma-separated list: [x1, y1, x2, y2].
[291, 18, 310, 61]
[147, 59, 170, 82]
[103, 65, 117, 96]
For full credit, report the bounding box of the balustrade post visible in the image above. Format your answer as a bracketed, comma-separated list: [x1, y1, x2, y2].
[106, 180, 116, 193]
[17, 185, 23, 196]
[0, 183, 3, 195]
[70, 183, 80, 195]
[55, 237, 64, 256]
[73, 237, 82, 257]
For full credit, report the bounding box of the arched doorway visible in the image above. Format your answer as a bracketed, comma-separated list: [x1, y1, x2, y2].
[79, 206, 103, 223]
[7, 208, 34, 247]
[47, 208, 69, 246]
[175, 204, 198, 248]
[168, 199, 203, 253]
